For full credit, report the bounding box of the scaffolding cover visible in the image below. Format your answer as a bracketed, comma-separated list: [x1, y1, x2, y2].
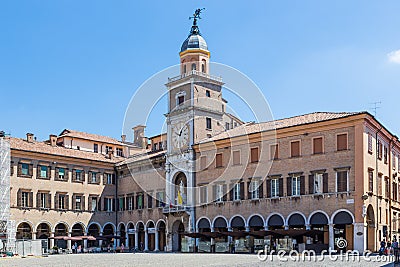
[0, 138, 11, 243]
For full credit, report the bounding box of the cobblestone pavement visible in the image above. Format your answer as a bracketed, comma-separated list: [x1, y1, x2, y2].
[0, 253, 396, 267]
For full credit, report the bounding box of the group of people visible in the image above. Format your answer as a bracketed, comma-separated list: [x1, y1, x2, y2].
[379, 238, 399, 260]
[71, 242, 82, 254]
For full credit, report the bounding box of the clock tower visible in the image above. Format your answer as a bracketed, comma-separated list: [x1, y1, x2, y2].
[164, 9, 225, 251]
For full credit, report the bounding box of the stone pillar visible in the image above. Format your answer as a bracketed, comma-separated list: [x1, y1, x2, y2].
[328, 224, 334, 251]
[144, 228, 149, 252]
[306, 224, 311, 230]
[116, 231, 120, 247]
[155, 229, 160, 252]
[83, 233, 88, 250]
[50, 232, 55, 249]
[99, 232, 103, 248]
[135, 231, 139, 250]
[125, 232, 129, 249]
[32, 232, 37, 240]
[353, 222, 365, 253]
[67, 232, 72, 251]
[284, 225, 289, 230]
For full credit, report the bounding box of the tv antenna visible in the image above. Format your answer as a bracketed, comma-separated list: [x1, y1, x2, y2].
[369, 101, 381, 117]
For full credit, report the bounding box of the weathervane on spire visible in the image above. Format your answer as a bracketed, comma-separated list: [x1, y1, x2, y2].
[188, 8, 205, 35]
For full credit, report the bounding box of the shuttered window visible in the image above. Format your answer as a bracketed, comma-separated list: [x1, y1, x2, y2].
[233, 150, 240, 165]
[336, 171, 348, 192]
[250, 147, 259, 163]
[337, 134, 348, 151]
[270, 144, 279, 160]
[215, 153, 223, 168]
[368, 133, 373, 153]
[368, 170, 373, 192]
[290, 141, 300, 157]
[313, 137, 323, 154]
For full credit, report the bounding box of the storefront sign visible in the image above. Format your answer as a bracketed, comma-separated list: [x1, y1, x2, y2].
[127, 229, 136, 234]
[147, 228, 156, 234]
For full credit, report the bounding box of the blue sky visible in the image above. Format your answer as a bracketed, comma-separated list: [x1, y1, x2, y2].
[1, 1, 400, 141]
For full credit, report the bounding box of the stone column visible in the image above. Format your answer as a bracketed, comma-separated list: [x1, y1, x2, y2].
[135, 231, 139, 250]
[99, 232, 103, 248]
[125, 232, 129, 249]
[32, 232, 37, 240]
[284, 225, 289, 230]
[116, 231, 120, 247]
[328, 224, 334, 251]
[155, 229, 160, 252]
[67, 232, 72, 251]
[83, 233, 88, 250]
[50, 232, 55, 249]
[144, 228, 149, 252]
[306, 224, 311, 230]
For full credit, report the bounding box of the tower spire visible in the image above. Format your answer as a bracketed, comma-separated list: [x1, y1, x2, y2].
[189, 8, 205, 36]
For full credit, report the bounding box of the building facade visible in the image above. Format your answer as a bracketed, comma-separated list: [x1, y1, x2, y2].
[4, 11, 400, 254]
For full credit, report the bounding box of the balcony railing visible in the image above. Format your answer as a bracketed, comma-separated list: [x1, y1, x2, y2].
[162, 205, 190, 214]
[167, 70, 223, 83]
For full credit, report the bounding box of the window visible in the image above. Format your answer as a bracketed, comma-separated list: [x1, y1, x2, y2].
[58, 194, 67, 210]
[75, 195, 82, 210]
[21, 191, 30, 208]
[202, 64, 205, 73]
[233, 183, 241, 201]
[94, 144, 98, 153]
[336, 171, 348, 192]
[292, 176, 301, 196]
[136, 194, 144, 209]
[368, 133, 373, 153]
[156, 192, 164, 207]
[337, 133, 348, 151]
[191, 63, 196, 70]
[199, 186, 207, 204]
[90, 172, 96, 183]
[119, 197, 125, 211]
[215, 184, 224, 202]
[314, 173, 323, 194]
[90, 196, 98, 211]
[290, 141, 300, 157]
[206, 90, 211, 97]
[225, 122, 230, 130]
[106, 173, 113, 184]
[368, 170, 373, 193]
[232, 150, 240, 165]
[250, 147, 259, 163]
[105, 198, 114, 212]
[105, 146, 112, 154]
[38, 192, 50, 209]
[206, 117, 212, 130]
[127, 195, 134, 210]
[270, 144, 279, 160]
[249, 180, 260, 199]
[154, 143, 158, 151]
[116, 148, 123, 157]
[378, 140, 383, 160]
[271, 179, 279, 198]
[38, 166, 48, 178]
[378, 174, 383, 196]
[393, 153, 396, 170]
[385, 177, 390, 198]
[393, 182, 397, 201]
[21, 163, 29, 176]
[147, 194, 153, 209]
[58, 168, 65, 180]
[215, 153, 223, 168]
[75, 170, 82, 181]
[313, 137, 323, 154]
[178, 95, 184, 105]
[183, 65, 186, 74]
[384, 146, 388, 164]
[158, 142, 162, 150]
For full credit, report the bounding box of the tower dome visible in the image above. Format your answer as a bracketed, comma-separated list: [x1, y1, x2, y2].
[180, 8, 208, 53]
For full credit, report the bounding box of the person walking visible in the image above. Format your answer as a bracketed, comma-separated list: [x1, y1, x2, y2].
[392, 239, 399, 263]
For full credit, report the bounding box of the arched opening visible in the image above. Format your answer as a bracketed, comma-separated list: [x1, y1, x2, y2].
[267, 214, 284, 230]
[197, 218, 211, 252]
[213, 217, 228, 253]
[366, 205, 375, 251]
[183, 65, 187, 74]
[333, 211, 354, 251]
[230, 216, 248, 253]
[157, 221, 166, 251]
[36, 223, 50, 249]
[191, 63, 196, 71]
[147, 221, 155, 251]
[287, 213, 306, 250]
[248, 215, 265, 252]
[54, 223, 68, 249]
[174, 172, 187, 206]
[87, 224, 100, 248]
[127, 223, 135, 250]
[137, 222, 145, 251]
[17, 222, 32, 240]
[71, 223, 84, 249]
[102, 224, 115, 249]
[309, 212, 329, 252]
[267, 214, 284, 252]
[171, 220, 184, 252]
[119, 224, 126, 250]
[201, 59, 206, 73]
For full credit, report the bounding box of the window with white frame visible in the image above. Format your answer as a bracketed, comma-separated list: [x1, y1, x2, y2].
[271, 179, 279, 198]
[21, 191, 29, 207]
[39, 192, 47, 209]
[249, 180, 260, 199]
[216, 184, 224, 202]
[200, 186, 207, 204]
[91, 197, 97, 211]
[127, 195, 133, 210]
[292, 176, 301, 196]
[75, 195, 82, 210]
[107, 173, 113, 184]
[106, 198, 114, 212]
[314, 173, 323, 194]
[91, 172, 97, 183]
[233, 183, 241, 201]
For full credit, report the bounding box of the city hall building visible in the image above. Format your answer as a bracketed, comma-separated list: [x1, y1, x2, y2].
[4, 12, 400, 254]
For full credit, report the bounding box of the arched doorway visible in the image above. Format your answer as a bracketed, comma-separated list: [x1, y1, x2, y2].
[16, 222, 32, 239]
[197, 218, 211, 252]
[267, 214, 284, 230]
[147, 221, 155, 251]
[71, 223, 84, 248]
[248, 215, 265, 252]
[287, 213, 306, 251]
[230, 216, 248, 253]
[333, 210, 354, 251]
[267, 214, 284, 252]
[137, 222, 145, 251]
[103, 224, 115, 248]
[127, 223, 135, 250]
[309, 212, 329, 251]
[87, 224, 100, 248]
[36, 223, 51, 249]
[213, 217, 229, 253]
[157, 221, 166, 251]
[119, 223, 126, 249]
[366, 205, 375, 251]
[54, 223, 68, 249]
[174, 172, 187, 206]
[171, 220, 184, 252]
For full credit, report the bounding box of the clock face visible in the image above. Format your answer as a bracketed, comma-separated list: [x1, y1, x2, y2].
[172, 122, 190, 150]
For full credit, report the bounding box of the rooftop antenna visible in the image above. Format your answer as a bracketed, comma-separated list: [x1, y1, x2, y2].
[369, 101, 381, 117]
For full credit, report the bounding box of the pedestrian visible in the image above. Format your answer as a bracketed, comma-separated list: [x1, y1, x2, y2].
[140, 242, 144, 252]
[379, 240, 386, 256]
[120, 243, 125, 253]
[387, 240, 392, 255]
[72, 243, 76, 254]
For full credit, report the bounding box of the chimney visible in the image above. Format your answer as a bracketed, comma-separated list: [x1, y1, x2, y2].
[26, 133, 34, 143]
[133, 125, 147, 149]
[121, 134, 126, 143]
[49, 134, 57, 147]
